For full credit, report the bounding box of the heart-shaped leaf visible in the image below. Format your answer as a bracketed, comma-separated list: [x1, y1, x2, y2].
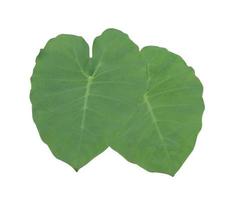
[110, 46, 204, 176]
[30, 29, 146, 171]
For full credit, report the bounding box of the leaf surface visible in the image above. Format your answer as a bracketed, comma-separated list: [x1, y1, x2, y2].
[110, 46, 204, 176]
[30, 29, 146, 170]
[31, 29, 204, 174]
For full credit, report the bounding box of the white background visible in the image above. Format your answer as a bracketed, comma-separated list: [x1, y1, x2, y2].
[0, 0, 231, 199]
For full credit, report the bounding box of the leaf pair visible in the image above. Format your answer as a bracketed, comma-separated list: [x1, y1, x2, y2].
[30, 29, 204, 176]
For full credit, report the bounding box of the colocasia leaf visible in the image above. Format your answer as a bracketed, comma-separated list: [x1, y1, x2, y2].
[30, 29, 204, 175]
[110, 46, 204, 176]
[30, 29, 146, 171]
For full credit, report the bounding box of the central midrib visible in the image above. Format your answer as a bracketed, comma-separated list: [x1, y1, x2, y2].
[78, 61, 102, 143]
[80, 75, 93, 130]
[143, 94, 172, 167]
[80, 61, 102, 130]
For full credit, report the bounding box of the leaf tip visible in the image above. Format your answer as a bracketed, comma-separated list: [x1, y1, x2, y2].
[73, 167, 79, 172]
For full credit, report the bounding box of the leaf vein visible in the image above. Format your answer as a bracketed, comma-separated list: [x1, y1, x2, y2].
[144, 95, 173, 173]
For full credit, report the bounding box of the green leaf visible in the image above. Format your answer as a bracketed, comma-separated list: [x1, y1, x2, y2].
[110, 46, 204, 176]
[31, 29, 204, 175]
[30, 29, 146, 170]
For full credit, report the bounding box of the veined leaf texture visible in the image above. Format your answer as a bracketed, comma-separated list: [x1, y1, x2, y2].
[30, 29, 204, 176]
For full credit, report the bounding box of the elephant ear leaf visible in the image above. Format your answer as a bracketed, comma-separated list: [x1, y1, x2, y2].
[30, 29, 146, 171]
[110, 46, 204, 176]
